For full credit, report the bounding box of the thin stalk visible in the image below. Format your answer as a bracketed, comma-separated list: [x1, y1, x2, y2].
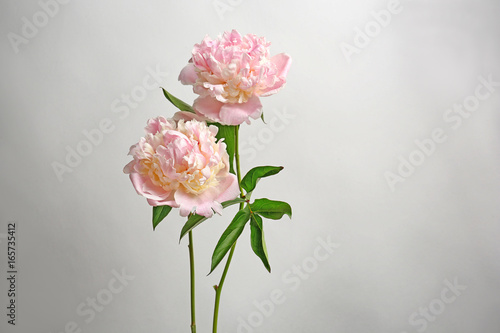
[235, 125, 244, 198]
[212, 242, 237, 333]
[212, 125, 244, 333]
[188, 230, 196, 333]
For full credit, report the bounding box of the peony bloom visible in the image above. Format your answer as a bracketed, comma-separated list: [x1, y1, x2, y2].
[179, 30, 292, 125]
[123, 117, 240, 217]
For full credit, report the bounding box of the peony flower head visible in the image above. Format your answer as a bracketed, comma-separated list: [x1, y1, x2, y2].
[123, 117, 240, 217]
[179, 30, 292, 125]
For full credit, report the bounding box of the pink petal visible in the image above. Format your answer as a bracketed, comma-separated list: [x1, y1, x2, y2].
[260, 53, 292, 97]
[172, 111, 209, 123]
[178, 63, 198, 85]
[123, 160, 136, 174]
[193, 96, 224, 123]
[145, 116, 172, 134]
[272, 53, 292, 78]
[130, 173, 168, 201]
[219, 95, 262, 125]
[147, 198, 178, 207]
[174, 173, 239, 217]
[174, 189, 215, 217]
[214, 173, 240, 203]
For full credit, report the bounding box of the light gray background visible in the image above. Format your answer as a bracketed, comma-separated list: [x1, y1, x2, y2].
[1, 0, 499, 332]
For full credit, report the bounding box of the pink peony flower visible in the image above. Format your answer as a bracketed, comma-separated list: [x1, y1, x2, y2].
[179, 30, 292, 125]
[123, 117, 240, 217]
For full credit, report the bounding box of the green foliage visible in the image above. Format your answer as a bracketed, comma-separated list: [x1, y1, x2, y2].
[161, 88, 194, 112]
[210, 206, 251, 273]
[241, 166, 284, 194]
[250, 198, 292, 220]
[250, 213, 271, 272]
[152, 205, 173, 230]
[214, 125, 236, 174]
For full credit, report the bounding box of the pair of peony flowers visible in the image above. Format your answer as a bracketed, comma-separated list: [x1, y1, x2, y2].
[124, 30, 292, 218]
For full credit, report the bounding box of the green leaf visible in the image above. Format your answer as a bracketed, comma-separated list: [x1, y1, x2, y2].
[222, 197, 247, 208]
[250, 213, 271, 272]
[260, 112, 266, 124]
[179, 198, 246, 241]
[210, 206, 251, 274]
[250, 198, 292, 220]
[214, 124, 236, 174]
[180, 214, 207, 241]
[161, 88, 194, 113]
[152, 205, 172, 230]
[241, 166, 284, 193]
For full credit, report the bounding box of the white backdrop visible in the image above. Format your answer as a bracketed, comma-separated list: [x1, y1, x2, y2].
[1, 1, 500, 332]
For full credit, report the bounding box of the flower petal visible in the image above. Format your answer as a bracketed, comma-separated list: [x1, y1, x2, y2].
[272, 53, 292, 78]
[219, 95, 263, 125]
[193, 96, 224, 123]
[178, 63, 198, 85]
[174, 173, 239, 217]
[259, 53, 292, 97]
[172, 111, 209, 123]
[130, 173, 168, 201]
[174, 188, 216, 217]
[214, 173, 240, 204]
[147, 197, 178, 207]
[123, 160, 136, 174]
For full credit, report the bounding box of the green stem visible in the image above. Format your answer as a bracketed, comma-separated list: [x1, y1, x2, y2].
[212, 125, 245, 333]
[235, 125, 244, 198]
[188, 230, 196, 333]
[212, 242, 236, 333]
